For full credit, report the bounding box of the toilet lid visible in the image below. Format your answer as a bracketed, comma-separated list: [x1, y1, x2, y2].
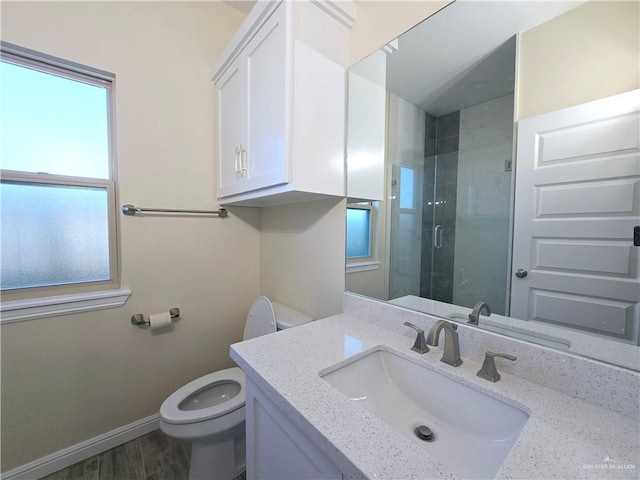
[160, 367, 245, 425]
[243, 296, 277, 340]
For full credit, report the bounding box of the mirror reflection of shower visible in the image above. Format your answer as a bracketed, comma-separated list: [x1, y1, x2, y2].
[388, 37, 516, 316]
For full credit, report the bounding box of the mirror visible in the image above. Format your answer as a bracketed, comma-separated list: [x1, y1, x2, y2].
[346, 0, 640, 371]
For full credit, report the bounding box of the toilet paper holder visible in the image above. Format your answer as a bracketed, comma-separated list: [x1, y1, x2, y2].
[131, 308, 180, 327]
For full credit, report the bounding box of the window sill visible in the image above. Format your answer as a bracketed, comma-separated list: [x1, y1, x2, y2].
[0, 288, 131, 324]
[346, 260, 381, 274]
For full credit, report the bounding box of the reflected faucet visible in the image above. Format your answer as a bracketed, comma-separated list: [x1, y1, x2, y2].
[426, 320, 463, 367]
[468, 302, 491, 325]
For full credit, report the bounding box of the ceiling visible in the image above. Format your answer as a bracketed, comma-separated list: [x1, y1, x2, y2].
[224, 0, 256, 15]
[224, 0, 586, 117]
[384, 0, 586, 117]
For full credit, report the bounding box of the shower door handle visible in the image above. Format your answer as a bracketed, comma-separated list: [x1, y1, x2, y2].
[434, 225, 443, 249]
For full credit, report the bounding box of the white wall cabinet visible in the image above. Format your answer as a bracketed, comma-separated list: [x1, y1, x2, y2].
[218, 6, 287, 199]
[212, 0, 355, 207]
[347, 50, 388, 202]
[245, 378, 343, 479]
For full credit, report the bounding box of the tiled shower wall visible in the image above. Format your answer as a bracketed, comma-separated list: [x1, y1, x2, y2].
[453, 94, 514, 314]
[420, 111, 460, 303]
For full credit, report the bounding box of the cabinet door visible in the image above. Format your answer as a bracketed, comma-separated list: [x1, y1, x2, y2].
[246, 379, 343, 480]
[243, 5, 288, 193]
[218, 55, 246, 198]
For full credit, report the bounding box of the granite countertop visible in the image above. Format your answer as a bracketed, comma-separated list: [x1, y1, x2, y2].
[388, 295, 640, 371]
[230, 314, 639, 480]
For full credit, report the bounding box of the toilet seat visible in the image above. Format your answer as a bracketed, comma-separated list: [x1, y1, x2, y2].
[160, 367, 245, 425]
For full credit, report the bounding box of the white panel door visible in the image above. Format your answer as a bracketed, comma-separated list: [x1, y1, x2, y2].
[218, 56, 246, 198]
[244, 4, 288, 193]
[511, 90, 640, 343]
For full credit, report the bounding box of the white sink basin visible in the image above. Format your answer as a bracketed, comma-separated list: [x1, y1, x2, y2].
[320, 347, 529, 479]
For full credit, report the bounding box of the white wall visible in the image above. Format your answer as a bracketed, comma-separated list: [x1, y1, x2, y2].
[349, 0, 452, 66]
[0, 1, 256, 472]
[6, 0, 611, 472]
[260, 198, 346, 321]
[0, 1, 447, 470]
[517, 0, 639, 120]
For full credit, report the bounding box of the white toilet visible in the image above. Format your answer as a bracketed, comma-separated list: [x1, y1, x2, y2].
[159, 296, 312, 480]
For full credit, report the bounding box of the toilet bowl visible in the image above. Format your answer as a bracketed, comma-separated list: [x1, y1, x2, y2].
[159, 296, 312, 480]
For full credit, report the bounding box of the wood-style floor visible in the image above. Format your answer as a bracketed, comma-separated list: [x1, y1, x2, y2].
[40, 430, 247, 480]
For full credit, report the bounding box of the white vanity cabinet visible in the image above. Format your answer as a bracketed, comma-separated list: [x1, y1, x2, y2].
[245, 378, 343, 479]
[212, 0, 355, 207]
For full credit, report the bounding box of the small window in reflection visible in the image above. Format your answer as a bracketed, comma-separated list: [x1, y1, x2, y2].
[399, 167, 416, 209]
[346, 202, 373, 259]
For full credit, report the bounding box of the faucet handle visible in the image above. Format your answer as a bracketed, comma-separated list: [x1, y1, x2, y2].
[477, 351, 516, 382]
[404, 322, 429, 354]
[404, 321, 424, 335]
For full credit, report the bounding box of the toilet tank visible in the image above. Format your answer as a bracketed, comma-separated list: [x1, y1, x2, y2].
[272, 301, 313, 330]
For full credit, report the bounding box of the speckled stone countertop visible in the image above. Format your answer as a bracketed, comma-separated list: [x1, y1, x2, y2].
[388, 294, 640, 371]
[230, 314, 640, 479]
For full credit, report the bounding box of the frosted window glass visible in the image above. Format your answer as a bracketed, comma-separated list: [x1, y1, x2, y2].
[400, 167, 415, 209]
[346, 208, 371, 258]
[1, 181, 111, 289]
[0, 61, 110, 179]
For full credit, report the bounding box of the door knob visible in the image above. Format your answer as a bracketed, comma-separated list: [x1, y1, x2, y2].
[515, 268, 528, 278]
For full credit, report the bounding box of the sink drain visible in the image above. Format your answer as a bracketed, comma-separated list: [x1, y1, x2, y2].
[415, 425, 434, 441]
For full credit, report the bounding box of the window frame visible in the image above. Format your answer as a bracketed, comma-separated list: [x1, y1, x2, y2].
[346, 201, 381, 273]
[0, 41, 121, 301]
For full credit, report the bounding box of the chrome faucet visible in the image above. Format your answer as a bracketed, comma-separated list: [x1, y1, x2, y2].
[426, 320, 462, 367]
[468, 302, 491, 325]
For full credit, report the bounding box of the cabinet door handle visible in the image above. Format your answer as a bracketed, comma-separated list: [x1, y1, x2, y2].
[234, 146, 242, 174]
[239, 145, 248, 173]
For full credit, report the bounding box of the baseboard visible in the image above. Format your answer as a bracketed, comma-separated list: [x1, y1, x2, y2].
[1, 414, 160, 480]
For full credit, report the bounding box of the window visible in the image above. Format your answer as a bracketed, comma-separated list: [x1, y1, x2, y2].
[1, 43, 119, 296]
[346, 201, 381, 274]
[399, 167, 416, 209]
[346, 203, 373, 259]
